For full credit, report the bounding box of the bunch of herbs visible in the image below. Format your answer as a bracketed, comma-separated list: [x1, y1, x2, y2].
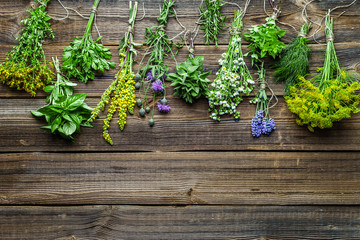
[62, 0, 115, 83]
[285, 11, 360, 132]
[31, 58, 93, 141]
[0, 0, 54, 96]
[208, 10, 255, 121]
[243, 0, 286, 67]
[198, 0, 228, 46]
[88, 1, 139, 145]
[272, 23, 312, 94]
[167, 38, 211, 103]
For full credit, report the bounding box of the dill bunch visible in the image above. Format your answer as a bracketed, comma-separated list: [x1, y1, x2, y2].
[0, 0, 54, 96]
[62, 0, 116, 83]
[285, 11, 360, 132]
[272, 23, 311, 94]
[88, 1, 138, 145]
[198, 0, 228, 46]
[243, 0, 286, 67]
[208, 10, 255, 121]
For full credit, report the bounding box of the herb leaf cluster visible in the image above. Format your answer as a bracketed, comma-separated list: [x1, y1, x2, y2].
[0, 0, 54, 96]
[198, 0, 228, 46]
[167, 55, 211, 103]
[272, 23, 311, 94]
[32, 58, 93, 141]
[62, 0, 115, 83]
[244, 17, 286, 66]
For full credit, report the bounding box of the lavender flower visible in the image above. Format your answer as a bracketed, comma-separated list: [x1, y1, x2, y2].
[251, 110, 275, 137]
[152, 79, 164, 93]
[157, 102, 171, 113]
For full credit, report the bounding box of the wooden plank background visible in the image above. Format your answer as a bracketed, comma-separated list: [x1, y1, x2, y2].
[0, 0, 360, 239]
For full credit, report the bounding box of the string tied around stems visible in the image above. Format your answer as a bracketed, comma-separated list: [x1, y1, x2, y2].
[128, 25, 134, 35]
[230, 27, 241, 36]
[298, 32, 307, 38]
[326, 34, 334, 42]
[91, 5, 98, 14]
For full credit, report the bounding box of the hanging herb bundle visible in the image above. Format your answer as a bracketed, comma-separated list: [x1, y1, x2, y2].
[62, 0, 115, 83]
[167, 37, 211, 103]
[0, 0, 54, 96]
[285, 11, 360, 132]
[31, 58, 93, 141]
[243, 0, 286, 66]
[272, 23, 311, 94]
[88, 1, 139, 145]
[208, 10, 255, 121]
[198, 0, 228, 46]
[137, 0, 180, 127]
[250, 64, 276, 137]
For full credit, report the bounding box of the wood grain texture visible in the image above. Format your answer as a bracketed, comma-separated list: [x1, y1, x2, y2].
[1, 97, 360, 152]
[0, 0, 359, 46]
[0, 152, 359, 205]
[0, 205, 359, 239]
[1, 0, 360, 238]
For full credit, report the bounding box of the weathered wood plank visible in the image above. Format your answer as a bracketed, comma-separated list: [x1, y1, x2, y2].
[1, 97, 360, 152]
[0, 42, 359, 98]
[0, 0, 359, 46]
[0, 152, 359, 205]
[0, 205, 359, 239]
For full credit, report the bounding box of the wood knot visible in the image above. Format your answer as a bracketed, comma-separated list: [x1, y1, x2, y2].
[187, 188, 193, 196]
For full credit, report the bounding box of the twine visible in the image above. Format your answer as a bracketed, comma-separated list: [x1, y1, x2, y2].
[271, 11, 278, 20]
[326, 34, 334, 42]
[128, 25, 134, 35]
[298, 32, 307, 38]
[91, 6, 98, 14]
[230, 27, 241, 36]
[260, 83, 266, 89]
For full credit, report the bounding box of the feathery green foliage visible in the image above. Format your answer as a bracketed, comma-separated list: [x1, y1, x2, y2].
[273, 23, 311, 94]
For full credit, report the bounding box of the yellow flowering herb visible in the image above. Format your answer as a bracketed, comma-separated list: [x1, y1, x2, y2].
[88, 1, 138, 145]
[0, 0, 54, 96]
[285, 10, 360, 131]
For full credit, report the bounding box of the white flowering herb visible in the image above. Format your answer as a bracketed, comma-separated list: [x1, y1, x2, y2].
[207, 10, 254, 121]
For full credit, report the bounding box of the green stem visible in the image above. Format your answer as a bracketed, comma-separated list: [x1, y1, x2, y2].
[84, 0, 101, 36]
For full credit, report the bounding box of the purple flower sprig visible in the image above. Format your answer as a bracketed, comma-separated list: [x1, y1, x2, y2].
[251, 64, 276, 137]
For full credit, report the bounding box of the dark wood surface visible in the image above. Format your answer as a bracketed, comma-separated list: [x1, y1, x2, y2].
[0, 0, 360, 239]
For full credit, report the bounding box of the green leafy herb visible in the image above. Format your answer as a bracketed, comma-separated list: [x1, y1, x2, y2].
[285, 11, 360, 132]
[208, 10, 255, 121]
[167, 38, 211, 103]
[31, 58, 93, 141]
[198, 0, 228, 46]
[62, 0, 115, 83]
[0, 0, 54, 96]
[243, 0, 286, 66]
[272, 23, 311, 94]
[88, 1, 139, 145]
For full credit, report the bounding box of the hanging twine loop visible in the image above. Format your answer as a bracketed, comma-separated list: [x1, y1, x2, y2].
[158, 25, 166, 31]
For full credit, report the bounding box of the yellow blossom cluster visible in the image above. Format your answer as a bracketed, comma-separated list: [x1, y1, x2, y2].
[0, 61, 53, 96]
[285, 74, 360, 132]
[89, 52, 136, 145]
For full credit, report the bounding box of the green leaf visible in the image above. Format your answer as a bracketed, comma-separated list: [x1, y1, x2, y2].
[44, 85, 55, 93]
[31, 110, 44, 117]
[51, 117, 62, 133]
[66, 93, 87, 111]
[63, 121, 77, 136]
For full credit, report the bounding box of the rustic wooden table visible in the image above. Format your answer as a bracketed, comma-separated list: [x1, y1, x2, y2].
[0, 0, 360, 239]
